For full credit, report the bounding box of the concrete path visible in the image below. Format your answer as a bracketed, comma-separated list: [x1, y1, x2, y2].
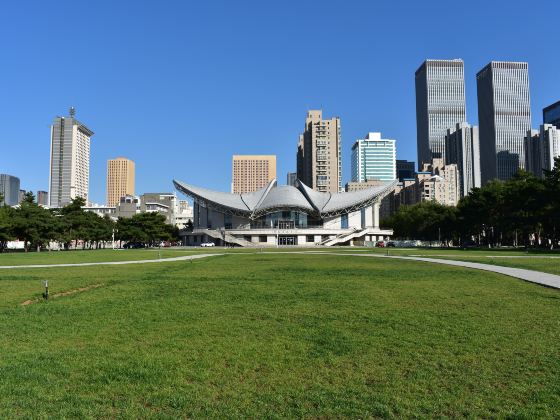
[295, 251, 560, 289]
[0, 253, 223, 269]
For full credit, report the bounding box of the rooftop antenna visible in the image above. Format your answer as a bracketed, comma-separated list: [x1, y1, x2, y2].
[69, 107, 76, 117]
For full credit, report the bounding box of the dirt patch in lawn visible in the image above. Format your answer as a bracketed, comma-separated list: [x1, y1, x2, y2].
[21, 283, 104, 306]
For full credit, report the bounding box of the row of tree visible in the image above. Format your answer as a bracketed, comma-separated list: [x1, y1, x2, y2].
[0, 194, 179, 252]
[383, 157, 560, 248]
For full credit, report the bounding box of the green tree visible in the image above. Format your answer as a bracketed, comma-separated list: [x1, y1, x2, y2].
[12, 192, 57, 251]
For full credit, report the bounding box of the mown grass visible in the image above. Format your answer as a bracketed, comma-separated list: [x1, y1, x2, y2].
[0, 253, 559, 418]
[0, 248, 199, 266]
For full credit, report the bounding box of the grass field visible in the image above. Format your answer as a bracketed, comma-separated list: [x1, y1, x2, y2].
[0, 248, 202, 266]
[1, 252, 559, 417]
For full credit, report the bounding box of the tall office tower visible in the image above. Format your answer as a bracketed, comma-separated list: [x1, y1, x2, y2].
[525, 124, 560, 178]
[544, 100, 560, 129]
[18, 190, 26, 204]
[351, 132, 396, 182]
[396, 160, 415, 181]
[524, 129, 541, 177]
[0, 174, 20, 206]
[106, 157, 135, 207]
[36, 191, 49, 206]
[49, 107, 94, 207]
[445, 122, 481, 197]
[231, 155, 276, 193]
[476, 61, 532, 183]
[286, 172, 297, 187]
[296, 110, 342, 192]
[415, 59, 466, 168]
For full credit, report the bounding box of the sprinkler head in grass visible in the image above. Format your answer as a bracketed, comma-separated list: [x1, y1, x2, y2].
[42, 280, 49, 301]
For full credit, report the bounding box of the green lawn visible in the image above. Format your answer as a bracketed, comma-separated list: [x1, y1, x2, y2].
[0, 248, 200, 266]
[0, 253, 559, 417]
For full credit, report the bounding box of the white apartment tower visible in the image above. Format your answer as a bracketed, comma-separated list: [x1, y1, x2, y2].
[49, 108, 94, 207]
[415, 59, 467, 168]
[477, 61, 532, 183]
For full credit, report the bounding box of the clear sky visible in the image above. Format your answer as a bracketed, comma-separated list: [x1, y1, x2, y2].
[1, 0, 559, 204]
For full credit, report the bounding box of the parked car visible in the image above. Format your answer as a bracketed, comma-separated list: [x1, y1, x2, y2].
[124, 242, 144, 249]
[375, 241, 385, 248]
[200, 242, 215, 247]
[386, 241, 396, 247]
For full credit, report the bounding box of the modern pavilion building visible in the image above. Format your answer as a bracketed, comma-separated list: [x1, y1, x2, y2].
[174, 178, 397, 247]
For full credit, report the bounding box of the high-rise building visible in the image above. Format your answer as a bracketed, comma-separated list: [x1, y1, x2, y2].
[296, 110, 342, 192]
[287, 172, 297, 187]
[351, 132, 396, 182]
[415, 59, 466, 168]
[476, 61, 532, 183]
[49, 107, 94, 207]
[525, 124, 560, 178]
[543, 100, 560, 129]
[0, 174, 20, 206]
[445, 122, 481, 197]
[232, 155, 277, 193]
[18, 190, 26, 204]
[106, 157, 135, 207]
[396, 160, 415, 182]
[37, 191, 49, 206]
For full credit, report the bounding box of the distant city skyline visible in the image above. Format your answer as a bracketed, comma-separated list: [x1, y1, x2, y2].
[0, 1, 558, 203]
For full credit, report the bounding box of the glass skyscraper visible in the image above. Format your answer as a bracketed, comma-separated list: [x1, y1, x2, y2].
[544, 100, 560, 129]
[476, 61, 532, 183]
[351, 132, 396, 182]
[415, 59, 467, 168]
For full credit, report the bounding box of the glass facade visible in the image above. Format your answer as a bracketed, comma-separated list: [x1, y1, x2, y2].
[544, 101, 560, 129]
[351, 133, 396, 182]
[251, 211, 323, 229]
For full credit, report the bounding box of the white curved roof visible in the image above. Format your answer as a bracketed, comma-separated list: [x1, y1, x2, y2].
[173, 178, 397, 218]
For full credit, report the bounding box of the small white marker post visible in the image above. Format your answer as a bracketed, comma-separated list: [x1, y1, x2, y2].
[43, 280, 49, 300]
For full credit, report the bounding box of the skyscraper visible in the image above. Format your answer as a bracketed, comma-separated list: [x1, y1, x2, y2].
[107, 157, 135, 207]
[543, 100, 560, 129]
[0, 174, 20, 206]
[525, 124, 560, 178]
[445, 122, 481, 197]
[232, 155, 276, 193]
[476, 61, 531, 183]
[37, 191, 49, 206]
[286, 172, 297, 187]
[351, 132, 396, 182]
[296, 110, 342, 192]
[415, 59, 466, 168]
[396, 160, 415, 182]
[49, 107, 94, 207]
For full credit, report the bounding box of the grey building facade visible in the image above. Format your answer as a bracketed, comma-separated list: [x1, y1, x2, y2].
[544, 100, 560, 129]
[415, 59, 466, 169]
[0, 174, 20, 206]
[445, 123, 481, 197]
[287, 172, 297, 187]
[525, 124, 560, 178]
[476, 61, 532, 183]
[36, 191, 49, 206]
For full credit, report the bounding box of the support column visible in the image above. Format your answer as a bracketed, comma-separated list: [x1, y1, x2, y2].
[373, 202, 380, 229]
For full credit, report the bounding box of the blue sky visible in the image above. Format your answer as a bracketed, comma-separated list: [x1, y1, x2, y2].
[1, 0, 559, 204]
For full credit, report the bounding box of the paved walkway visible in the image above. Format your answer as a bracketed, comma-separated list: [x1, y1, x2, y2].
[296, 251, 560, 289]
[1, 250, 558, 290]
[0, 253, 223, 269]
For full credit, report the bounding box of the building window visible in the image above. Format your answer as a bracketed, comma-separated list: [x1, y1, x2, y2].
[259, 235, 267, 243]
[341, 213, 349, 229]
[306, 235, 314, 242]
